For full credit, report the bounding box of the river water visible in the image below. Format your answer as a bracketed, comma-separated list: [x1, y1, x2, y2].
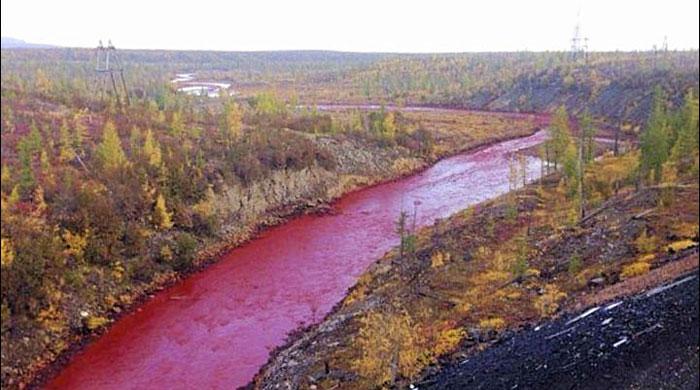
[46, 130, 548, 389]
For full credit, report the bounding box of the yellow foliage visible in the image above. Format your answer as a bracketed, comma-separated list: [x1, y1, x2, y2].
[37, 305, 66, 334]
[37, 286, 66, 333]
[666, 239, 698, 253]
[160, 244, 174, 261]
[62, 229, 89, 262]
[473, 246, 491, 262]
[635, 229, 658, 254]
[479, 317, 506, 331]
[496, 288, 522, 300]
[670, 223, 699, 239]
[153, 193, 174, 230]
[1, 238, 15, 267]
[620, 261, 651, 279]
[352, 309, 423, 386]
[462, 206, 475, 220]
[455, 301, 472, 314]
[193, 186, 216, 218]
[471, 270, 510, 286]
[345, 274, 372, 306]
[432, 328, 465, 357]
[96, 121, 129, 171]
[534, 284, 567, 317]
[33, 185, 48, 214]
[525, 268, 541, 278]
[430, 251, 450, 268]
[86, 316, 109, 330]
[112, 261, 126, 282]
[637, 253, 656, 263]
[142, 129, 162, 167]
[119, 294, 133, 305]
[105, 295, 118, 307]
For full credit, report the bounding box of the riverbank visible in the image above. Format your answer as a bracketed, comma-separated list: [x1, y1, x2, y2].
[20, 110, 543, 390]
[249, 150, 699, 389]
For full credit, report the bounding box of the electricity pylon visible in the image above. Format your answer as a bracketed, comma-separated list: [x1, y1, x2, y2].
[94, 40, 130, 107]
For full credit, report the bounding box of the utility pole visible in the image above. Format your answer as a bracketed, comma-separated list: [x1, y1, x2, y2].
[94, 40, 130, 108]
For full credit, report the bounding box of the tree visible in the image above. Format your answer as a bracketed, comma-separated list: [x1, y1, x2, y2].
[142, 129, 162, 167]
[26, 122, 43, 153]
[71, 112, 87, 152]
[670, 90, 699, 174]
[58, 120, 75, 162]
[0, 238, 14, 267]
[17, 137, 36, 197]
[548, 106, 572, 170]
[640, 88, 670, 184]
[34, 68, 51, 95]
[352, 308, 422, 386]
[152, 193, 174, 230]
[395, 210, 409, 258]
[96, 121, 128, 171]
[578, 110, 597, 163]
[170, 111, 184, 138]
[382, 111, 397, 140]
[220, 100, 242, 147]
[395, 209, 416, 258]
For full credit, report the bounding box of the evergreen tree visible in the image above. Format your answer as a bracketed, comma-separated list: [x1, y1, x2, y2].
[17, 137, 35, 197]
[142, 129, 162, 167]
[27, 121, 43, 153]
[579, 110, 597, 163]
[640, 88, 670, 184]
[58, 120, 75, 162]
[72, 113, 87, 152]
[96, 121, 128, 171]
[153, 193, 174, 230]
[548, 106, 572, 169]
[670, 90, 699, 174]
[170, 111, 184, 138]
[382, 111, 397, 140]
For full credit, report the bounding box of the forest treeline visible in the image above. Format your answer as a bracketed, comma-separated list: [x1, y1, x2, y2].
[2, 49, 698, 124]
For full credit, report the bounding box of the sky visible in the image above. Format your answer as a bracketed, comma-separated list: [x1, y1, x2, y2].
[2, 0, 699, 52]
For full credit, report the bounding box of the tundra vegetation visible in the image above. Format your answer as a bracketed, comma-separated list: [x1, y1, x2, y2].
[0, 49, 698, 389]
[251, 90, 699, 390]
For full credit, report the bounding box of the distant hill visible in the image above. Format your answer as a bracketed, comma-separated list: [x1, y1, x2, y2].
[1, 37, 56, 49]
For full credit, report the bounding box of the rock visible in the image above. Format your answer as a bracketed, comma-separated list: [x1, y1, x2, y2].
[589, 277, 605, 286]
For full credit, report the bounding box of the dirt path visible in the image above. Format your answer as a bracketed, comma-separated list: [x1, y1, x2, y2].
[421, 269, 699, 390]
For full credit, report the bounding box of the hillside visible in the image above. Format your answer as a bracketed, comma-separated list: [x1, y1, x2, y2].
[250, 149, 699, 389]
[0, 37, 56, 49]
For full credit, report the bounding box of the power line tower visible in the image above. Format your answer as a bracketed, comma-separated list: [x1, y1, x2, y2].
[570, 12, 588, 64]
[94, 40, 130, 107]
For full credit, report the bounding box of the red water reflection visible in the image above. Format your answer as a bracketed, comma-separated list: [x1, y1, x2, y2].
[46, 130, 548, 390]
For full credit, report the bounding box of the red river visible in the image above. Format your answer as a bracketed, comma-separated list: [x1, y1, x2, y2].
[46, 129, 548, 389]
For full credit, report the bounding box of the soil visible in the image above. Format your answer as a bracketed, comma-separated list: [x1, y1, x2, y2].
[420, 269, 699, 390]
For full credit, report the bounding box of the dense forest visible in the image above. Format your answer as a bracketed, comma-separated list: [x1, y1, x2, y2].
[0, 48, 698, 388]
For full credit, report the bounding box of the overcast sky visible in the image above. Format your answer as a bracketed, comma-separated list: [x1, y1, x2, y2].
[2, 0, 699, 52]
